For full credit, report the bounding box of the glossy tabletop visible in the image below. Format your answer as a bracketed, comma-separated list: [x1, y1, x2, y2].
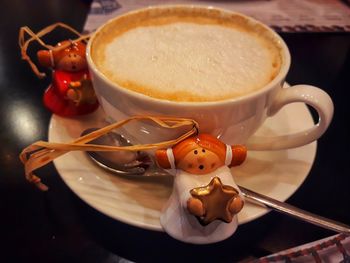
[1, 1, 350, 262]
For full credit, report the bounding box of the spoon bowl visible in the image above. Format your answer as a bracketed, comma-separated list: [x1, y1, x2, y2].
[81, 128, 170, 177]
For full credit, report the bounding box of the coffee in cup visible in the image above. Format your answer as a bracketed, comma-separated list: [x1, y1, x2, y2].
[91, 7, 282, 102]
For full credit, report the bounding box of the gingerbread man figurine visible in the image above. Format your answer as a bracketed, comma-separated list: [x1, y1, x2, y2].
[156, 134, 247, 244]
[37, 40, 99, 116]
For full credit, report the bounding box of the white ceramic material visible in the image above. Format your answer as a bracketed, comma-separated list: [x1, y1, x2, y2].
[49, 100, 317, 231]
[86, 5, 333, 150]
[161, 166, 243, 244]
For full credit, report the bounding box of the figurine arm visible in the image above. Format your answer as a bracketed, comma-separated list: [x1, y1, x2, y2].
[187, 197, 205, 217]
[229, 195, 244, 215]
[175, 172, 205, 217]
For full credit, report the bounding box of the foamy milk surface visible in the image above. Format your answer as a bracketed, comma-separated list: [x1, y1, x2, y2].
[96, 22, 280, 102]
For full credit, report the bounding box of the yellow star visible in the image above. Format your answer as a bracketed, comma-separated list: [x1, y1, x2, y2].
[190, 177, 239, 225]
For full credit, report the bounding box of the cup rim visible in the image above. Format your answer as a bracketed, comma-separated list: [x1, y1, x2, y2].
[86, 5, 291, 107]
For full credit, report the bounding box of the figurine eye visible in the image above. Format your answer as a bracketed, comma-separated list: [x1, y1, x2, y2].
[194, 150, 198, 155]
[199, 165, 204, 170]
[73, 54, 77, 57]
[202, 149, 206, 153]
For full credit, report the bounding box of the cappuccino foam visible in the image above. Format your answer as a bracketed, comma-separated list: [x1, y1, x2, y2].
[92, 9, 282, 102]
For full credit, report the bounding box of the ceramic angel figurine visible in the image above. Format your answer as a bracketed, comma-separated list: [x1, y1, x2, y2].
[19, 23, 99, 116]
[37, 40, 98, 116]
[155, 134, 247, 244]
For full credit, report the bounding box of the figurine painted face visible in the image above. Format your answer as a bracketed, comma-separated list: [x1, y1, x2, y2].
[177, 146, 222, 175]
[37, 40, 87, 72]
[156, 134, 247, 174]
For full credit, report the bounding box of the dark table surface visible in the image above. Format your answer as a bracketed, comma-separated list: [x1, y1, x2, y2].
[1, 1, 350, 262]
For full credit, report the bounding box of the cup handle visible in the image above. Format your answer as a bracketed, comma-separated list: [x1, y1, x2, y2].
[246, 84, 334, 151]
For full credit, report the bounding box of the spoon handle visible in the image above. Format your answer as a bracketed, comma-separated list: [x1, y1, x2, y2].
[239, 185, 350, 235]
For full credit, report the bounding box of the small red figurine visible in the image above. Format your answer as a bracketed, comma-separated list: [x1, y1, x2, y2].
[19, 23, 98, 117]
[37, 40, 98, 116]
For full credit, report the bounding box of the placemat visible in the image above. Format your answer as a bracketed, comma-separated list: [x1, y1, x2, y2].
[84, 0, 350, 32]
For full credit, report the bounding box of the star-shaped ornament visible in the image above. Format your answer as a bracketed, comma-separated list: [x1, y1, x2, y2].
[190, 177, 239, 226]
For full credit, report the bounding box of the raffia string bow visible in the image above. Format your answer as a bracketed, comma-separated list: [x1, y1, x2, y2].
[20, 116, 199, 191]
[19, 22, 91, 78]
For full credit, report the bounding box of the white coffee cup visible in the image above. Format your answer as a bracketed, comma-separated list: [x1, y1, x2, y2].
[86, 5, 333, 150]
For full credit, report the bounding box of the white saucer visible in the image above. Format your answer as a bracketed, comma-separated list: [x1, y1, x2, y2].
[49, 103, 316, 231]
